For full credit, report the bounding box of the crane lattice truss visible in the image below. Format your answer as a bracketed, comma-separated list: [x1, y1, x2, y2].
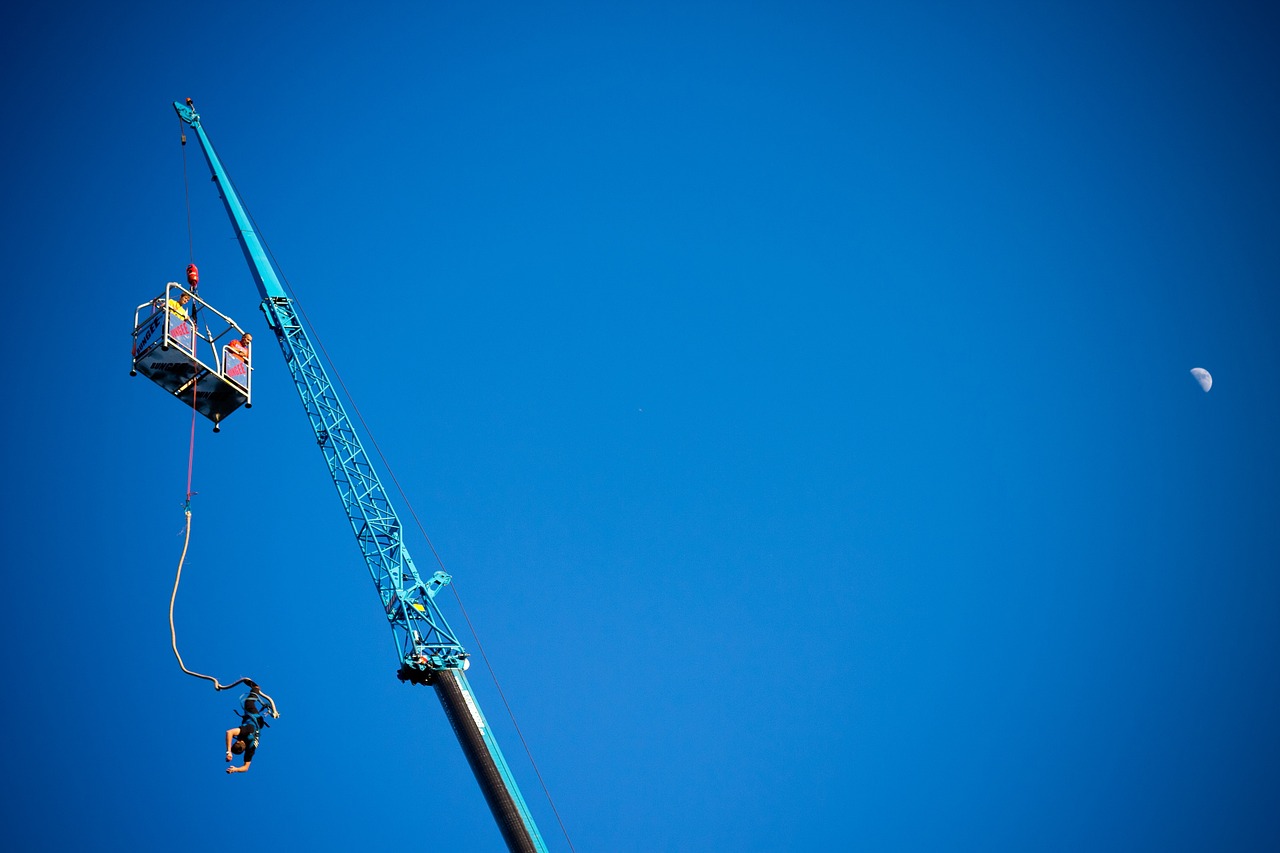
[174, 98, 549, 853]
[262, 295, 465, 671]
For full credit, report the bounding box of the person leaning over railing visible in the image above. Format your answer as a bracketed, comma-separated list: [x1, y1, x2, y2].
[226, 332, 252, 359]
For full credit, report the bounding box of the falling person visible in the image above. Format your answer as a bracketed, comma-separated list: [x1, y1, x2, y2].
[225, 681, 278, 774]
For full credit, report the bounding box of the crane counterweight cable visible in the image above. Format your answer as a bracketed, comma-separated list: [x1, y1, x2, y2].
[244, 209, 570, 848]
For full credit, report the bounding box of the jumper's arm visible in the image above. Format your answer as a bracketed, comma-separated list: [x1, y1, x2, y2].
[174, 99, 547, 853]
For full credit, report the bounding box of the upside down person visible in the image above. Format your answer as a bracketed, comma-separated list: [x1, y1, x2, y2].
[225, 680, 278, 774]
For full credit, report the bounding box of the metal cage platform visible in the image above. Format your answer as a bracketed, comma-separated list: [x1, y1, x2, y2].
[131, 282, 253, 430]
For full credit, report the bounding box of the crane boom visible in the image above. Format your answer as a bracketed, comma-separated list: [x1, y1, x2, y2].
[174, 99, 548, 853]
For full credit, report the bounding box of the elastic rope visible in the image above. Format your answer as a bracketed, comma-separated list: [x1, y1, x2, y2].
[168, 509, 220, 686]
[168, 508, 282, 714]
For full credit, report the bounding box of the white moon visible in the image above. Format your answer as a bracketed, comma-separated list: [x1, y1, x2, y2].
[1190, 367, 1212, 392]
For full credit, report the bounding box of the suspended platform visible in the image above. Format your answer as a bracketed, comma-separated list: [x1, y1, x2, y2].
[131, 282, 253, 431]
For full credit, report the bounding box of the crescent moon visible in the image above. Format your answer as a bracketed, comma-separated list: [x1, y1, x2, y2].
[1190, 367, 1212, 392]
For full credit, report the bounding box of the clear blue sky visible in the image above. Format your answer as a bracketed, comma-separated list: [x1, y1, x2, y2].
[4, 1, 1280, 850]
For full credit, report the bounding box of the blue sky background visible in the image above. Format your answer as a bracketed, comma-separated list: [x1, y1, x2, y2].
[4, 1, 1280, 850]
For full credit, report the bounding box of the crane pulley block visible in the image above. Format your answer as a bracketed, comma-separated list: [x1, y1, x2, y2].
[131, 281, 254, 430]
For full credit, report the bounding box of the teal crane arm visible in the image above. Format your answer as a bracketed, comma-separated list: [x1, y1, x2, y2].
[174, 98, 548, 853]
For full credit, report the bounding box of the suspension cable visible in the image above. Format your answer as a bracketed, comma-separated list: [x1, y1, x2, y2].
[187, 377, 197, 504]
[179, 116, 194, 265]
[164, 129, 279, 717]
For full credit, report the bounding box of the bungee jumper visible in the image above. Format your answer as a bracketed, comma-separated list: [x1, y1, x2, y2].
[225, 679, 279, 774]
[168, 503, 283, 773]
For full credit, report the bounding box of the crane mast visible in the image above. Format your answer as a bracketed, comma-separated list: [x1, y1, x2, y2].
[174, 99, 548, 853]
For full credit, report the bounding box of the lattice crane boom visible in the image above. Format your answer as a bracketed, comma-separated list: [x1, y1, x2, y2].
[174, 98, 548, 853]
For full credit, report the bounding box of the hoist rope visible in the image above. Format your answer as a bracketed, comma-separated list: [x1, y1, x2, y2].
[162, 126, 281, 719]
[187, 380, 197, 503]
[181, 113, 199, 507]
[233, 191, 573, 849]
[179, 116, 194, 265]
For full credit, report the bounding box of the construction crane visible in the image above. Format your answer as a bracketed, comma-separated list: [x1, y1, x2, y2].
[173, 98, 549, 853]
